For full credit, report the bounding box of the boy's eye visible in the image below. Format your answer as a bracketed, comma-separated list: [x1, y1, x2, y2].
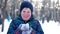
[27, 11, 30, 13]
[23, 11, 25, 12]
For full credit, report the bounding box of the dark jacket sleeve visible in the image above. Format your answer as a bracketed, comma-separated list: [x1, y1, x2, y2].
[7, 19, 22, 34]
[32, 20, 44, 34]
[36, 21, 44, 34]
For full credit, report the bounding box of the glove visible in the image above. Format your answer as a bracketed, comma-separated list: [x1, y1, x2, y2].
[18, 23, 29, 31]
[22, 26, 33, 34]
[18, 23, 33, 34]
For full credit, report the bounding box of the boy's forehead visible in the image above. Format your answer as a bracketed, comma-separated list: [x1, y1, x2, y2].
[22, 8, 31, 11]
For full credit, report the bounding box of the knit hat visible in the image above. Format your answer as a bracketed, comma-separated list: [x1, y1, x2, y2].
[20, 1, 33, 13]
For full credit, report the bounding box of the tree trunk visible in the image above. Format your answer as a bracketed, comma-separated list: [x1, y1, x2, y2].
[1, 0, 8, 32]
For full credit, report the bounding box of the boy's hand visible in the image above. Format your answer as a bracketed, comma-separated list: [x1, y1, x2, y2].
[20, 23, 29, 31]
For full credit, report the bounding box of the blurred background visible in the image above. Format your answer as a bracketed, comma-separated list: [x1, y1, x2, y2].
[0, 0, 60, 22]
[0, 0, 60, 34]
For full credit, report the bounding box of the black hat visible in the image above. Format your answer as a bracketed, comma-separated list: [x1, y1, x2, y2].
[20, 1, 33, 13]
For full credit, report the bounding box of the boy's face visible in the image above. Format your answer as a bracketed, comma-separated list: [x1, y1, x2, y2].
[21, 8, 31, 21]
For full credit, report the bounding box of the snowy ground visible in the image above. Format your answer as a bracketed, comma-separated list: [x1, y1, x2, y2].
[0, 19, 12, 34]
[0, 19, 60, 34]
[40, 20, 60, 34]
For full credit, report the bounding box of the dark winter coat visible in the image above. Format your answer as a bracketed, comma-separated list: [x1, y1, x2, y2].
[7, 15, 44, 34]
